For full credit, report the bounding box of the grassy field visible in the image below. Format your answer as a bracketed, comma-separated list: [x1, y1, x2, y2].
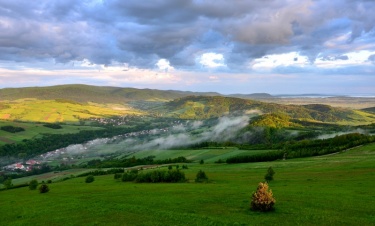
[0, 99, 142, 123]
[1, 143, 374, 225]
[0, 120, 103, 145]
[128, 147, 275, 163]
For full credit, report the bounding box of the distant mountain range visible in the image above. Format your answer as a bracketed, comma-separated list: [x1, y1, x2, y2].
[1, 84, 374, 102]
[1, 84, 374, 124]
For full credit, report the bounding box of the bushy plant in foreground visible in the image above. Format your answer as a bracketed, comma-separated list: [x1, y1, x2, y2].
[39, 184, 50, 193]
[195, 170, 208, 183]
[251, 182, 275, 212]
[85, 175, 95, 183]
[29, 179, 38, 190]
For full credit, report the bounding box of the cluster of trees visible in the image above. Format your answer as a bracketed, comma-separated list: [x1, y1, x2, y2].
[284, 133, 374, 158]
[43, 123, 62, 129]
[117, 169, 186, 183]
[0, 124, 156, 158]
[0, 116, 187, 159]
[226, 151, 284, 164]
[0, 125, 25, 133]
[227, 133, 375, 164]
[84, 156, 190, 168]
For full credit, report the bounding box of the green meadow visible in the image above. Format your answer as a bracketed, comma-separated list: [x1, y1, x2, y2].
[128, 147, 275, 163]
[0, 99, 142, 123]
[1, 143, 374, 225]
[0, 120, 102, 145]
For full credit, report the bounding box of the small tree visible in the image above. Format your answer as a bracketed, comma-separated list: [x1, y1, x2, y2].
[264, 167, 275, 181]
[195, 170, 208, 183]
[114, 173, 122, 180]
[85, 175, 95, 183]
[29, 179, 38, 190]
[39, 184, 50, 193]
[251, 182, 275, 212]
[199, 159, 204, 164]
[3, 178, 13, 189]
[168, 165, 173, 170]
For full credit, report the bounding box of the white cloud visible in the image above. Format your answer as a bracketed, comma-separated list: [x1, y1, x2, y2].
[315, 50, 375, 68]
[251, 52, 310, 70]
[156, 59, 174, 72]
[199, 52, 226, 68]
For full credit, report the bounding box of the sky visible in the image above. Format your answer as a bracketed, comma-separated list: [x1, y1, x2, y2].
[0, 0, 375, 95]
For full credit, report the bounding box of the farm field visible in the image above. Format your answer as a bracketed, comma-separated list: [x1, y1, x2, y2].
[128, 147, 276, 163]
[1, 143, 374, 225]
[0, 120, 103, 145]
[0, 99, 142, 123]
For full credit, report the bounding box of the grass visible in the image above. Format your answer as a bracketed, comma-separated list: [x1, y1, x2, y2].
[1, 143, 375, 225]
[0, 99, 142, 123]
[0, 120, 102, 144]
[128, 147, 275, 163]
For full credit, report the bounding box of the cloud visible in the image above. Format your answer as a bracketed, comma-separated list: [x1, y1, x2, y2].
[0, 0, 375, 93]
[199, 53, 226, 68]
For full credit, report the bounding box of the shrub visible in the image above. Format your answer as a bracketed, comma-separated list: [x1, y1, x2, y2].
[195, 170, 208, 183]
[264, 167, 275, 181]
[85, 175, 95, 183]
[39, 184, 50, 193]
[199, 159, 204, 164]
[182, 165, 188, 169]
[215, 159, 225, 163]
[3, 178, 13, 189]
[47, 180, 52, 184]
[122, 171, 138, 182]
[251, 182, 275, 212]
[168, 165, 173, 170]
[0, 125, 25, 133]
[29, 179, 38, 190]
[43, 123, 62, 129]
[135, 170, 185, 183]
[114, 173, 122, 180]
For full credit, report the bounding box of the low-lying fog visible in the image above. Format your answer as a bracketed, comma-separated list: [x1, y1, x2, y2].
[38, 116, 250, 161]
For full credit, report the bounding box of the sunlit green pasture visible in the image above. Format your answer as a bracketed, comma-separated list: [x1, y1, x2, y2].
[0, 120, 102, 144]
[129, 147, 275, 163]
[1, 143, 374, 225]
[0, 99, 142, 123]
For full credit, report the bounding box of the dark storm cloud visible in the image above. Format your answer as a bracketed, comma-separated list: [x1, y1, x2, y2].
[0, 0, 374, 70]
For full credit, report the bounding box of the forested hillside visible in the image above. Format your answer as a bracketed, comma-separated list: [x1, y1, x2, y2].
[162, 96, 375, 124]
[0, 84, 219, 104]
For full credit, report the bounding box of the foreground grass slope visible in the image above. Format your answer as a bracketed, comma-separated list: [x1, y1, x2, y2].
[1, 143, 374, 225]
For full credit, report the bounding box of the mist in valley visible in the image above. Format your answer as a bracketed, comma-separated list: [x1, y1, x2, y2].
[37, 115, 251, 161]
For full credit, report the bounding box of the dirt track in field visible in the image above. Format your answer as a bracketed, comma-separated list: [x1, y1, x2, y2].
[0, 137, 14, 143]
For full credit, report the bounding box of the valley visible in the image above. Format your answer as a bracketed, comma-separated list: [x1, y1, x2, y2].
[1, 85, 375, 225]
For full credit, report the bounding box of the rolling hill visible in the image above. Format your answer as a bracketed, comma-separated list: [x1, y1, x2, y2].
[0, 84, 220, 104]
[0, 99, 140, 123]
[1, 85, 374, 125]
[160, 96, 375, 124]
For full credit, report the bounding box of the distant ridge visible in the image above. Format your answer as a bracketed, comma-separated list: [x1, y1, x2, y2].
[229, 93, 273, 99]
[160, 95, 373, 123]
[0, 84, 221, 104]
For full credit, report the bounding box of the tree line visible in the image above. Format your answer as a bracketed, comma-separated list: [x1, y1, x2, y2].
[226, 133, 375, 164]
